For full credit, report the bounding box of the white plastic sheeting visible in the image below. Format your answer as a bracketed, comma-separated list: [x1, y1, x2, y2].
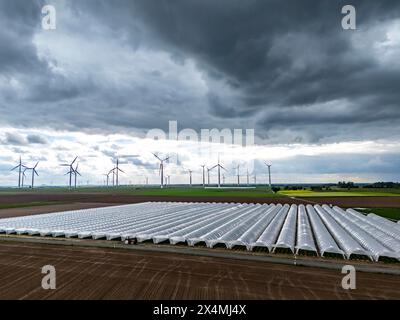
[306, 205, 344, 257]
[0, 201, 399, 262]
[295, 205, 317, 254]
[322, 205, 398, 261]
[314, 205, 371, 259]
[366, 213, 400, 233]
[250, 204, 290, 251]
[228, 204, 281, 250]
[344, 209, 400, 248]
[273, 205, 297, 253]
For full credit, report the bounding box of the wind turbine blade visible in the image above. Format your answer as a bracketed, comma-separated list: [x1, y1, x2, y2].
[34, 170, 39, 176]
[152, 153, 162, 161]
[11, 165, 19, 171]
[71, 156, 78, 166]
[220, 165, 227, 171]
[118, 168, 125, 173]
[60, 164, 70, 167]
[34, 162, 39, 169]
[210, 165, 218, 170]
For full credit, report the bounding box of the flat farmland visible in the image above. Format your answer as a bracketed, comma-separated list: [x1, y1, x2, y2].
[0, 241, 399, 300]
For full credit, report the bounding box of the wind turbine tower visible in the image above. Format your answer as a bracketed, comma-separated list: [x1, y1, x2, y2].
[73, 163, 81, 189]
[188, 170, 193, 186]
[113, 159, 124, 187]
[60, 156, 78, 189]
[265, 162, 272, 190]
[11, 156, 25, 188]
[153, 153, 170, 189]
[201, 165, 206, 188]
[210, 156, 226, 188]
[30, 162, 39, 189]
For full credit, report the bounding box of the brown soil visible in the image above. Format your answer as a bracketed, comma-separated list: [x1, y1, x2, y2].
[0, 203, 120, 219]
[0, 193, 399, 219]
[0, 241, 399, 300]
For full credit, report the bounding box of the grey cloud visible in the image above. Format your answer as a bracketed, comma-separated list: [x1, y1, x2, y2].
[0, 0, 399, 145]
[27, 134, 48, 144]
[3, 132, 27, 146]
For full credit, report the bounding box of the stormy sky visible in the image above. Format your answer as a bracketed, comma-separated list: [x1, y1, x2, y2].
[0, 0, 399, 186]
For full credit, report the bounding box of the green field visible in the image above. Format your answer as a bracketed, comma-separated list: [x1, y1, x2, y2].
[0, 186, 283, 198]
[134, 187, 284, 198]
[355, 208, 400, 221]
[1, 186, 400, 198]
[279, 189, 400, 197]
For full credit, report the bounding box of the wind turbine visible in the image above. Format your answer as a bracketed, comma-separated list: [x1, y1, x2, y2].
[30, 162, 39, 189]
[73, 163, 81, 189]
[222, 174, 226, 185]
[265, 162, 272, 190]
[11, 156, 26, 188]
[22, 167, 29, 188]
[153, 153, 170, 188]
[108, 168, 116, 186]
[166, 175, 171, 187]
[210, 156, 226, 188]
[236, 164, 240, 186]
[187, 169, 193, 186]
[207, 167, 211, 186]
[60, 156, 78, 189]
[201, 165, 206, 188]
[103, 172, 111, 187]
[112, 159, 124, 187]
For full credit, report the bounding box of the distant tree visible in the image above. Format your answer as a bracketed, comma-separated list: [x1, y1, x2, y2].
[272, 187, 281, 193]
[338, 181, 355, 189]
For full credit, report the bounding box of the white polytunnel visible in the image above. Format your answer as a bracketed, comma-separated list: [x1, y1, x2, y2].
[209, 205, 270, 248]
[306, 205, 344, 257]
[344, 208, 400, 250]
[366, 213, 400, 233]
[187, 204, 263, 247]
[322, 205, 399, 261]
[228, 204, 281, 250]
[250, 204, 290, 252]
[168, 204, 249, 245]
[295, 205, 317, 255]
[0, 202, 399, 262]
[314, 205, 372, 260]
[273, 204, 297, 253]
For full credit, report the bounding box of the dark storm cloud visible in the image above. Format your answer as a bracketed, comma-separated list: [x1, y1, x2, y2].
[0, 0, 399, 144]
[125, 0, 400, 139]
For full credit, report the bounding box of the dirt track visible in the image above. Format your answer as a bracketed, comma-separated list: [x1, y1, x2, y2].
[0, 241, 399, 300]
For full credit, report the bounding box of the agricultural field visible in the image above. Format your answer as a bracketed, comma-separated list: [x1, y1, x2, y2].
[355, 208, 400, 221]
[279, 188, 400, 197]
